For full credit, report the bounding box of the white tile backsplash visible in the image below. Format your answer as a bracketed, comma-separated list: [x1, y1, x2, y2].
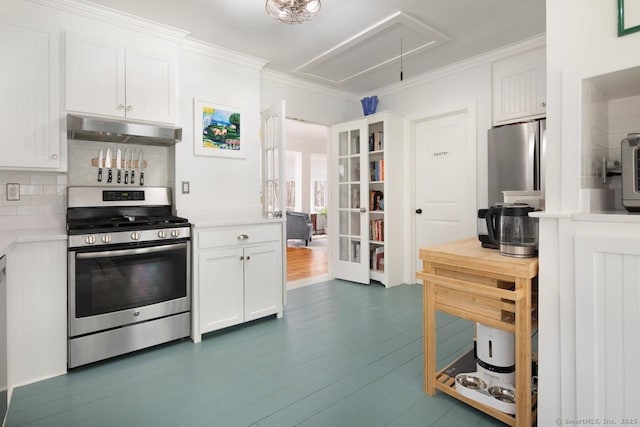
[67, 140, 173, 187]
[0, 138, 174, 230]
[582, 87, 640, 190]
[0, 171, 66, 229]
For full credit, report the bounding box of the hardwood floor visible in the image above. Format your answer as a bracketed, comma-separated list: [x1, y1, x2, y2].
[286, 245, 327, 282]
[6, 280, 502, 427]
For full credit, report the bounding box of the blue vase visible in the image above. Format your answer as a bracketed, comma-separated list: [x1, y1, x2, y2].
[361, 96, 379, 116]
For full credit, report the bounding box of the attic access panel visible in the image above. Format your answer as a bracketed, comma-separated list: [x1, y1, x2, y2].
[294, 11, 449, 85]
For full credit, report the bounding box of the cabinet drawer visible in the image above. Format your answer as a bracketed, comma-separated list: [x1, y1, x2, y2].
[198, 223, 281, 249]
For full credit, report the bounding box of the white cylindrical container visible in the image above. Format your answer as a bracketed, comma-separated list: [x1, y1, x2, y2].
[476, 323, 515, 385]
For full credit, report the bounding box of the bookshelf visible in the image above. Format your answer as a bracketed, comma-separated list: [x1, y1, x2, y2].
[330, 111, 404, 287]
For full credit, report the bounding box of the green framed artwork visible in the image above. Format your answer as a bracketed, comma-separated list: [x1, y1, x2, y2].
[618, 0, 640, 36]
[193, 99, 245, 159]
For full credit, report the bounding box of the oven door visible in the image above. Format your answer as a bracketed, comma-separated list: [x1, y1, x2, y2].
[68, 240, 190, 337]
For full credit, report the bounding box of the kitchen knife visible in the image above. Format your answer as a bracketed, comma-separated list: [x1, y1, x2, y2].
[123, 148, 129, 184]
[97, 148, 104, 182]
[116, 148, 122, 183]
[130, 149, 136, 184]
[105, 147, 113, 183]
[138, 150, 144, 186]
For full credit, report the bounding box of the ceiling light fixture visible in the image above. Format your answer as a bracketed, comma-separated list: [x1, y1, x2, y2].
[265, 0, 321, 24]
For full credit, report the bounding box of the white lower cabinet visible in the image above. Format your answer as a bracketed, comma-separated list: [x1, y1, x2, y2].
[6, 239, 67, 388]
[194, 222, 284, 341]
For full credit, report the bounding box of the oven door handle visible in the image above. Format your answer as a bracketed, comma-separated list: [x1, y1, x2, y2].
[75, 242, 188, 259]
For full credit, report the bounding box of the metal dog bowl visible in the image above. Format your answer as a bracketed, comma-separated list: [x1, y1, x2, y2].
[455, 374, 487, 390]
[488, 385, 516, 403]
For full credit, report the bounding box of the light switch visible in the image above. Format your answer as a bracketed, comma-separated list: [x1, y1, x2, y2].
[6, 183, 20, 201]
[181, 181, 190, 194]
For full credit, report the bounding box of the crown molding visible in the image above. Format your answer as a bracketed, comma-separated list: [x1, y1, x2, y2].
[181, 38, 268, 70]
[262, 69, 359, 102]
[372, 33, 546, 97]
[25, 0, 189, 42]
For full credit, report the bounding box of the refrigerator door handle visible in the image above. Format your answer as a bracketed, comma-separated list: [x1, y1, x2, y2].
[527, 131, 536, 190]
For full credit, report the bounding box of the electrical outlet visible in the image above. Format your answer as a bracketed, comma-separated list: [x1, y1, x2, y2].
[6, 183, 20, 201]
[181, 181, 190, 194]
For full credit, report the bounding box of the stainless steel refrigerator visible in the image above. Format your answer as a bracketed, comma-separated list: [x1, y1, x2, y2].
[487, 119, 546, 207]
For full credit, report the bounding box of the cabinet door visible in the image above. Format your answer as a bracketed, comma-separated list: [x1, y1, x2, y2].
[492, 47, 546, 125]
[331, 120, 370, 284]
[199, 248, 244, 333]
[65, 33, 126, 118]
[244, 243, 282, 322]
[0, 22, 60, 169]
[6, 240, 66, 386]
[125, 47, 177, 123]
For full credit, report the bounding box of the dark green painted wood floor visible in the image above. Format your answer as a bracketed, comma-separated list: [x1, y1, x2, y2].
[6, 280, 504, 426]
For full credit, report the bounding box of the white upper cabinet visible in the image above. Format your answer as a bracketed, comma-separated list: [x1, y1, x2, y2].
[65, 33, 178, 124]
[492, 47, 546, 125]
[0, 21, 62, 170]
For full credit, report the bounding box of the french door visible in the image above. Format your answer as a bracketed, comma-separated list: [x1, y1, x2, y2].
[331, 120, 369, 284]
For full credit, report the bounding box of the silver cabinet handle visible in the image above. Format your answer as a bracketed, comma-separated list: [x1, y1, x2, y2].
[540, 101, 546, 107]
[51, 154, 58, 160]
[246, 256, 251, 261]
[118, 104, 125, 110]
[126, 106, 133, 111]
[238, 234, 249, 240]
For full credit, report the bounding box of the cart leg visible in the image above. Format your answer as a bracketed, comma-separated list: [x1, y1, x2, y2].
[423, 261, 436, 396]
[515, 278, 533, 426]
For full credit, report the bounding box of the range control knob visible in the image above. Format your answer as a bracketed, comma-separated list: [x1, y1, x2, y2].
[158, 230, 167, 239]
[101, 234, 112, 244]
[171, 229, 180, 238]
[85, 235, 96, 245]
[131, 231, 141, 241]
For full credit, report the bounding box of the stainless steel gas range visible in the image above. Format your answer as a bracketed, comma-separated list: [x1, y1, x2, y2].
[66, 186, 191, 368]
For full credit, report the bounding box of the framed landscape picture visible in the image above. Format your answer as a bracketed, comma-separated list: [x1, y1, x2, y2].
[194, 99, 245, 158]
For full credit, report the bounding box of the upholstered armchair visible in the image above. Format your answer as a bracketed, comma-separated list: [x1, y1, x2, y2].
[286, 211, 314, 245]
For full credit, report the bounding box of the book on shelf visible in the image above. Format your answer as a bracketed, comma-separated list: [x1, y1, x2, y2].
[370, 246, 384, 271]
[369, 159, 384, 181]
[368, 131, 384, 152]
[369, 218, 384, 241]
[369, 190, 384, 211]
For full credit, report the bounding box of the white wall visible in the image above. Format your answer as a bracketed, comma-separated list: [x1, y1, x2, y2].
[175, 40, 266, 219]
[261, 70, 359, 125]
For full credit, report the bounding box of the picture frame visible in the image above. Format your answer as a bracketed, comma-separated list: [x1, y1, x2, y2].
[193, 99, 245, 158]
[618, 0, 640, 37]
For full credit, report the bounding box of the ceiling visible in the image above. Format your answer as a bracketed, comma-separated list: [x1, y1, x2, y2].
[87, 0, 546, 95]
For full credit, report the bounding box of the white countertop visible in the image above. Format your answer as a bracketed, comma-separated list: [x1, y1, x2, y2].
[190, 217, 285, 229]
[181, 208, 285, 229]
[0, 227, 67, 256]
[530, 210, 640, 223]
[571, 211, 640, 223]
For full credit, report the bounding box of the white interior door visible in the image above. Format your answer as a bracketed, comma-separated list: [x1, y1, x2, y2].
[414, 111, 476, 280]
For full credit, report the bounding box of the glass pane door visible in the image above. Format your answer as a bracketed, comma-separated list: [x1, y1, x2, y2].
[332, 121, 369, 284]
[261, 101, 285, 218]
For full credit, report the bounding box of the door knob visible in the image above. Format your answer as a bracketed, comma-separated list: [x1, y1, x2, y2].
[416, 208, 423, 214]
